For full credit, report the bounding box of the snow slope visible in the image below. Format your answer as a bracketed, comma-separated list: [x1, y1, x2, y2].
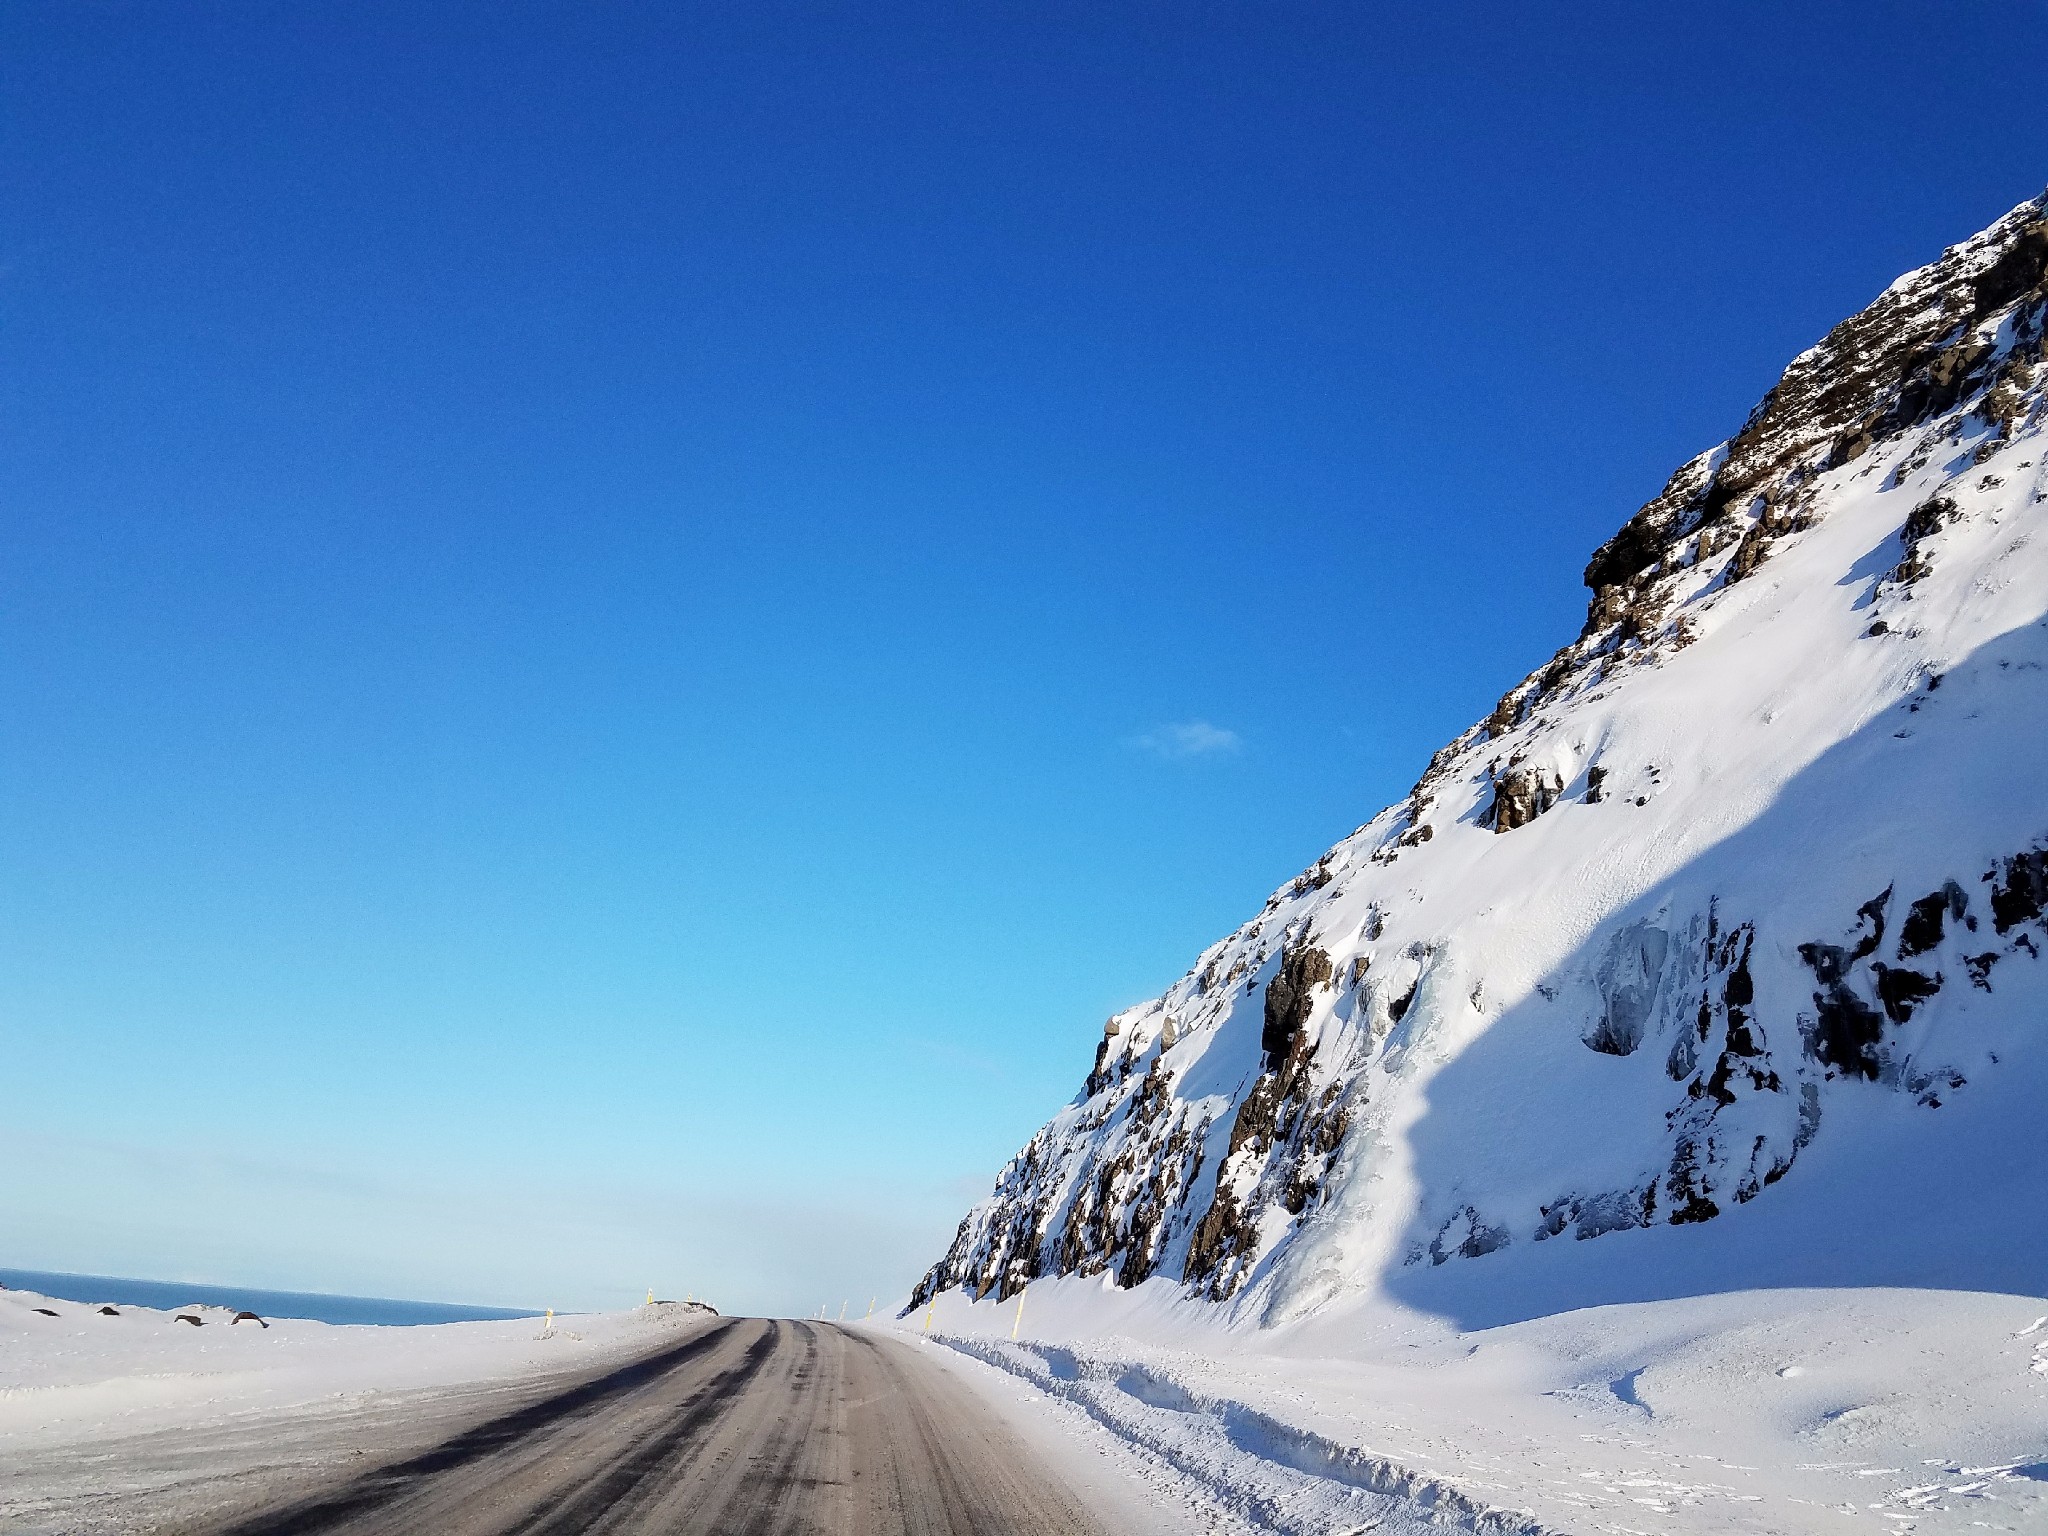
[917, 189, 2048, 1329]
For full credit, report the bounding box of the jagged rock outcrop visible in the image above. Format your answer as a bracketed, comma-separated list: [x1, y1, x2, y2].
[1487, 765, 1563, 832]
[1260, 944, 1331, 1060]
[914, 190, 2048, 1321]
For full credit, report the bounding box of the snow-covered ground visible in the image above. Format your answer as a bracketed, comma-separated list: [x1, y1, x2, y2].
[0, 1285, 712, 1533]
[7, 1274, 2040, 1535]
[893, 1278, 2048, 1536]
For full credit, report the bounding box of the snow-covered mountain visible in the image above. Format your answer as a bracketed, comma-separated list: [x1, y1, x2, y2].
[917, 189, 2048, 1327]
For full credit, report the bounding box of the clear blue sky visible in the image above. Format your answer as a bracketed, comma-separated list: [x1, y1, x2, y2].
[2, 2, 2042, 1317]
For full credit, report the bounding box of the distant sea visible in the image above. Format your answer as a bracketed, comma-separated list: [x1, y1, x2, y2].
[0, 1267, 543, 1327]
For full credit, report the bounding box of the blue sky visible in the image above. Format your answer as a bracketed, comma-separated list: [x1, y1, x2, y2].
[2, 2, 2043, 1317]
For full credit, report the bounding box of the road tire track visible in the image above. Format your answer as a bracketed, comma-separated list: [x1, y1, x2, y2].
[217, 1320, 1104, 1535]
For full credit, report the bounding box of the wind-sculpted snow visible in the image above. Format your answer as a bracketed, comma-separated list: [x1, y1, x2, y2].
[916, 189, 2048, 1324]
[930, 1333, 1564, 1536]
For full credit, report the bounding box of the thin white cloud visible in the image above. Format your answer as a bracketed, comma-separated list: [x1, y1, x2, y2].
[1132, 720, 1242, 759]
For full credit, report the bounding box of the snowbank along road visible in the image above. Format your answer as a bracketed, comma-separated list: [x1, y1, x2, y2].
[214, 1316, 1107, 1536]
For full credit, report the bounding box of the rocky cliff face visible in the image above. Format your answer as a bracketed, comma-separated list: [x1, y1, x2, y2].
[916, 191, 2048, 1322]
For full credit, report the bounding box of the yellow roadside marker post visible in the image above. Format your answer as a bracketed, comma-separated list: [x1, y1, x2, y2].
[544, 1309, 554, 1335]
[646, 1288, 654, 1305]
[1012, 1286, 1026, 1341]
[866, 1297, 875, 1319]
[923, 1296, 935, 1334]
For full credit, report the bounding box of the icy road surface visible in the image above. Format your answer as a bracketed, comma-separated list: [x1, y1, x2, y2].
[213, 1317, 1107, 1536]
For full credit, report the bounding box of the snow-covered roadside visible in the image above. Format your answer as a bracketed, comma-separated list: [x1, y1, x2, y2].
[10, 1277, 2040, 1535]
[892, 1280, 2048, 1536]
[0, 1286, 712, 1533]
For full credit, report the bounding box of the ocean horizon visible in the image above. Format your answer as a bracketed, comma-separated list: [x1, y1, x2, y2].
[0, 1266, 544, 1326]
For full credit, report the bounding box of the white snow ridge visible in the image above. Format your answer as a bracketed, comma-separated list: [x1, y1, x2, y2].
[903, 191, 2048, 1534]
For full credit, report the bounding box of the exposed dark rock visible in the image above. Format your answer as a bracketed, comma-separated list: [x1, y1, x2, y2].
[1584, 510, 1678, 592]
[1083, 1037, 1114, 1097]
[1734, 1131, 1796, 1203]
[1724, 937, 1755, 1011]
[1281, 1091, 1350, 1215]
[1428, 1205, 1512, 1264]
[1695, 925, 1778, 1107]
[1187, 976, 1339, 1299]
[1590, 200, 2046, 611]
[1990, 848, 2047, 933]
[1849, 887, 1892, 962]
[1261, 944, 1331, 1062]
[1220, 1070, 1287, 1169]
[1183, 1072, 1294, 1296]
[1488, 764, 1564, 832]
[1041, 1052, 1224, 1298]
[1614, 584, 1672, 643]
[1891, 495, 1960, 586]
[98, 1306, 119, 1316]
[233, 1310, 269, 1328]
[1970, 217, 2048, 313]
[1798, 941, 1885, 1079]
[1388, 975, 1420, 1024]
[1898, 881, 1967, 957]
[1724, 511, 1783, 584]
[33, 1307, 59, 1317]
[1873, 964, 1942, 1024]
[1288, 856, 1338, 896]
[1183, 1185, 1244, 1293]
[1535, 1187, 1649, 1242]
[911, 1129, 1069, 1304]
[1655, 915, 1792, 1216]
[175, 1314, 203, 1326]
[1585, 765, 1607, 803]
[1665, 1137, 1720, 1224]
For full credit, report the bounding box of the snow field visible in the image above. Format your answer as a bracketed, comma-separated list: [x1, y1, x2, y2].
[896, 1277, 2048, 1536]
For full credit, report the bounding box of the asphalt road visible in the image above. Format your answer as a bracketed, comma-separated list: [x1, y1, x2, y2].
[215, 1318, 1109, 1536]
